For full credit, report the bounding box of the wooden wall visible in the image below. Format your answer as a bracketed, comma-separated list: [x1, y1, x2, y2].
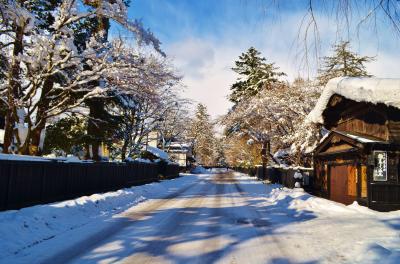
[336, 112, 388, 141]
[323, 95, 400, 143]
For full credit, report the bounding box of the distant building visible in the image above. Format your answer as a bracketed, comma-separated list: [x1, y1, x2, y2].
[309, 77, 400, 211]
[165, 142, 193, 167]
[142, 131, 194, 167]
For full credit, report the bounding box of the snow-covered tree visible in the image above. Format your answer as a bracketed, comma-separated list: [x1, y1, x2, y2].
[0, 0, 165, 156]
[222, 79, 321, 166]
[157, 98, 191, 150]
[187, 104, 217, 166]
[229, 47, 286, 104]
[102, 43, 181, 160]
[223, 136, 261, 168]
[1, 0, 115, 155]
[317, 41, 374, 86]
[0, 0, 36, 153]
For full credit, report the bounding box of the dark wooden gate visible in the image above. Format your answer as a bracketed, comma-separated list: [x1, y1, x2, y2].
[330, 164, 357, 205]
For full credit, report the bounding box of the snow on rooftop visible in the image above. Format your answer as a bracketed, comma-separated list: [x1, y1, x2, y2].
[334, 130, 387, 144]
[145, 146, 169, 160]
[308, 77, 400, 124]
[168, 142, 190, 148]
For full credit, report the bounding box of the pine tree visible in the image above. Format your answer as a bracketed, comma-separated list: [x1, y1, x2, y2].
[229, 47, 286, 104]
[317, 41, 374, 86]
[188, 104, 216, 166]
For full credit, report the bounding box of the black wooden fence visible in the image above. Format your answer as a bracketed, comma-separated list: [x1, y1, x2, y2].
[234, 165, 314, 190]
[0, 159, 180, 211]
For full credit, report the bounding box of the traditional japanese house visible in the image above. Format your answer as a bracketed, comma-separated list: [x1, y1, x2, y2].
[309, 77, 400, 211]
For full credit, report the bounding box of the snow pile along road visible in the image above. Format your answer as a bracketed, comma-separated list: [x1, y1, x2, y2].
[234, 172, 400, 264]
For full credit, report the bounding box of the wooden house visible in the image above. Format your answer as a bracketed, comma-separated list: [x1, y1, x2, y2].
[309, 77, 400, 211]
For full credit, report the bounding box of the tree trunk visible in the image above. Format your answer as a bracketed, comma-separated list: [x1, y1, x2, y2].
[84, 3, 110, 161]
[30, 78, 54, 156]
[121, 140, 128, 161]
[86, 98, 104, 161]
[3, 25, 24, 153]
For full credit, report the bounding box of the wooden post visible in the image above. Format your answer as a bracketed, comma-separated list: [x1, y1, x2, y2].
[261, 140, 270, 179]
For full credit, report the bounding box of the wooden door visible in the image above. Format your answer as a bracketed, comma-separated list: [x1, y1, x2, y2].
[360, 165, 368, 198]
[330, 164, 358, 205]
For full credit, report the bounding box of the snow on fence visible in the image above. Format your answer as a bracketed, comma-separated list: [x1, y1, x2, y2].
[0, 159, 180, 211]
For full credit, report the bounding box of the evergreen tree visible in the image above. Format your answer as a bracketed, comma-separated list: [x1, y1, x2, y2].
[43, 115, 87, 157]
[229, 47, 285, 104]
[188, 104, 216, 166]
[317, 41, 374, 86]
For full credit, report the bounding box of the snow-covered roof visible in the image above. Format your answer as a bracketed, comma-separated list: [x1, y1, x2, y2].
[333, 130, 387, 144]
[308, 77, 400, 124]
[145, 146, 169, 160]
[168, 142, 191, 148]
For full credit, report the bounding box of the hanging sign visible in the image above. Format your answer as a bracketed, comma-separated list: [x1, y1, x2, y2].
[373, 151, 387, 181]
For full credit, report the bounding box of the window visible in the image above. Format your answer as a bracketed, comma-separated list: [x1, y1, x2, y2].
[373, 151, 387, 181]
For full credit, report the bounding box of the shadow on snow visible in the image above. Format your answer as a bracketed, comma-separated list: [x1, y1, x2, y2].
[43, 173, 318, 264]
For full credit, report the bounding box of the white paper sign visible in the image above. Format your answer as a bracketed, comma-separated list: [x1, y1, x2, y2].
[373, 151, 387, 181]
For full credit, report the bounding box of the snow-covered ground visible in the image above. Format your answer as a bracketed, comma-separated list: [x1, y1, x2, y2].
[253, 181, 400, 263]
[1, 170, 399, 263]
[0, 174, 199, 263]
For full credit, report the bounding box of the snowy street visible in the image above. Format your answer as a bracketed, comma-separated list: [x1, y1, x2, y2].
[2, 170, 400, 264]
[1, 1, 400, 263]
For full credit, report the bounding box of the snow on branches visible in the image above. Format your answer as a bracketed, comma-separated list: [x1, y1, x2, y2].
[222, 79, 322, 166]
[0, 0, 169, 156]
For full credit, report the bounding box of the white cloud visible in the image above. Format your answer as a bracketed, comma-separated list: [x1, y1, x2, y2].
[367, 54, 400, 78]
[166, 38, 236, 119]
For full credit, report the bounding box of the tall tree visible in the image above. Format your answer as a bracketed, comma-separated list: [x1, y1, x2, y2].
[229, 47, 285, 104]
[0, 0, 163, 156]
[188, 104, 216, 166]
[317, 41, 374, 86]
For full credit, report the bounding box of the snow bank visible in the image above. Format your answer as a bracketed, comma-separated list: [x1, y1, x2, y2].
[190, 166, 209, 174]
[0, 174, 197, 261]
[308, 77, 400, 124]
[233, 171, 400, 263]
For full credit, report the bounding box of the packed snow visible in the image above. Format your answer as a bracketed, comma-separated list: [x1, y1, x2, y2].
[0, 171, 399, 263]
[308, 77, 400, 124]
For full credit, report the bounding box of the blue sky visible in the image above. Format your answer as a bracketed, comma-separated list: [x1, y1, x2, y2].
[111, 0, 400, 118]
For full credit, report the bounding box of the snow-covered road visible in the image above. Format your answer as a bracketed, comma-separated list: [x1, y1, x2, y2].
[2, 170, 400, 263]
[50, 172, 289, 264]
